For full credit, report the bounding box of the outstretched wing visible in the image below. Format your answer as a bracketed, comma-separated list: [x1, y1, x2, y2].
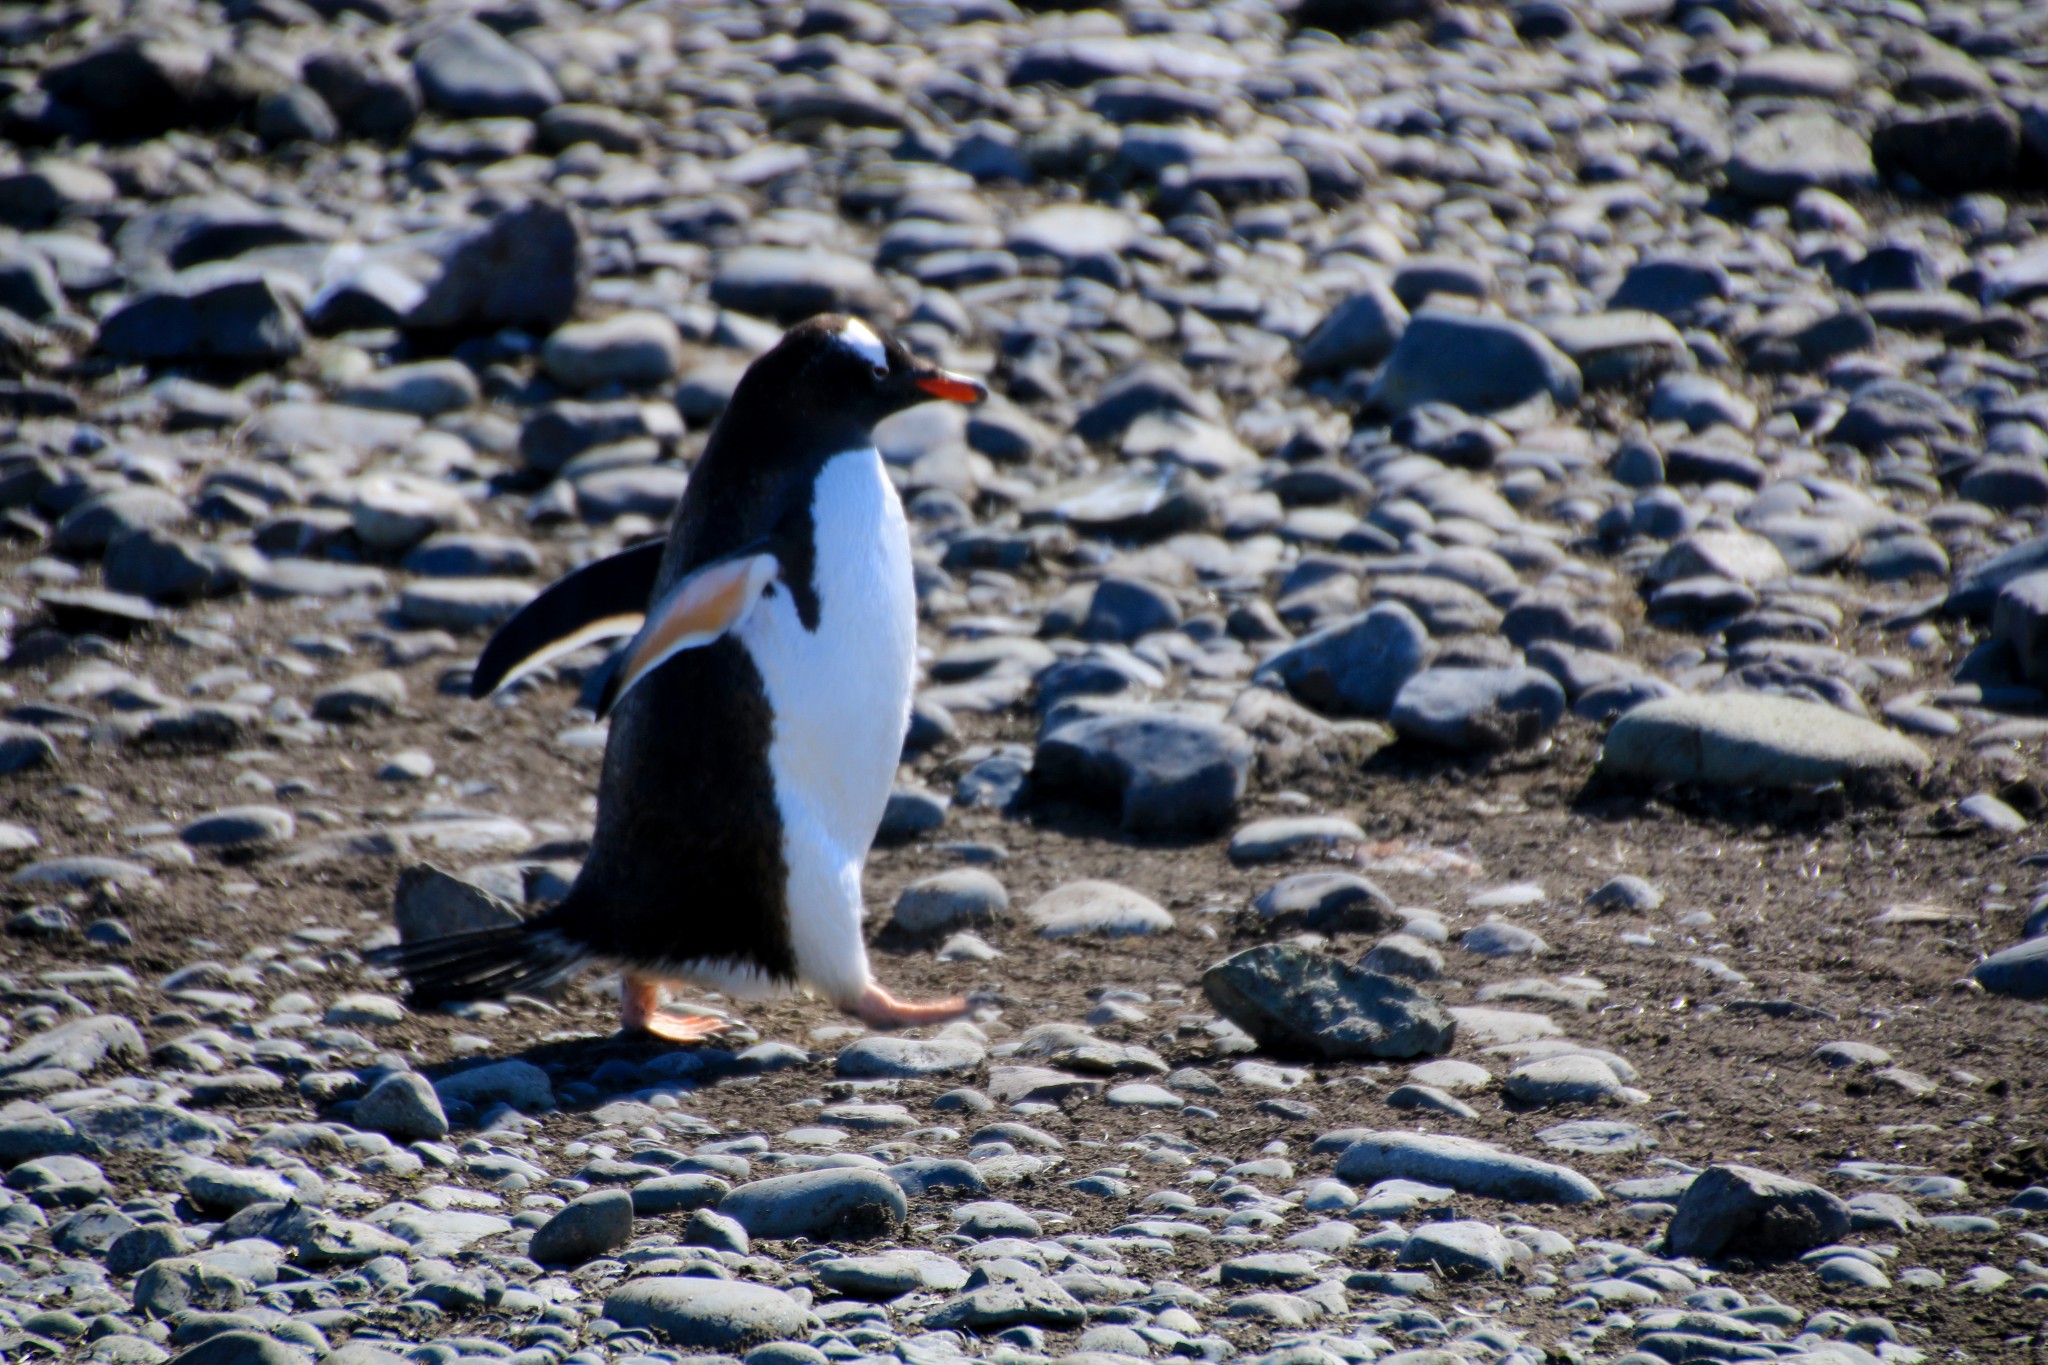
[468, 539, 665, 699]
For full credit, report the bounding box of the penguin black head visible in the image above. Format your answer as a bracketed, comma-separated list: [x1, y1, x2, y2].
[728, 314, 987, 450]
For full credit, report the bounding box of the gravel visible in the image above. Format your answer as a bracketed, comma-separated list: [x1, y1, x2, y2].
[0, 0, 2040, 1357]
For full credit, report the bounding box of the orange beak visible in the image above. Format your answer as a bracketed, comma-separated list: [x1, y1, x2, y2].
[914, 369, 989, 404]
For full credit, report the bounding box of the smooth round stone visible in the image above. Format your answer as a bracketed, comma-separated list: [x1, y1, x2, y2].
[1586, 875, 1663, 912]
[1396, 1220, 1518, 1278]
[1255, 602, 1432, 717]
[1814, 1041, 1892, 1070]
[1505, 1056, 1643, 1106]
[378, 750, 436, 782]
[1728, 111, 1876, 201]
[360, 1070, 463, 1137]
[1391, 666, 1565, 752]
[1105, 1083, 1183, 1109]
[1022, 880, 1173, 938]
[528, 1187, 634, 1265]
[1974, 935, 2048, 999]
[12, 856, 152, 888]
[1408, 1059, 1491, 1093]
[709, 247, 887, 323]
[337, 360, 479, 417]
[402, 533, 541, 578]
[630, 1174, 729, 1216]
[414, 17, 560, 117]
[1368, 311, 1582, 416]
[835, 1036, 986, 1079]
[891, 869, 1008, 936]
[179, 805, 294, 850]
[0, 723, 58, 775]
[397, 577, 537, 632]
[811, 1249, 968, 1300]
[1814, 1255, 1891, 1289]
[311, 671, 405, 722]
[1462, 922, 1548, 958]
[602, 1277, 810, 1350]
[717, 1168, 907, 1240]
[1298, 278, 1408, 375]
[1385, 1084, 1478, 1118]
[351, 475, 474, 552]
[434, 1057, 553, 1111]
[1363, 933, 1445, 981]
[1253, 872, 1396, 933]
[1228, 816, 1366, 864]
[1031, 709, 1252, 834]
[543, 310, 686, 390]
[953, 1200, 1040, 1239]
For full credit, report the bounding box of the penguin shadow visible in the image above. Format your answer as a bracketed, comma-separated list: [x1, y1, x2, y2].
[406, 1009, 772, 1127]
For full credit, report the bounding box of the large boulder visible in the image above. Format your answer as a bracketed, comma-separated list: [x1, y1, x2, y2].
[1665, 1164, 1850, 1259]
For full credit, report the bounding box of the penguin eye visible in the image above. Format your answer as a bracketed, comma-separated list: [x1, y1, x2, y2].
[871, 363, 889, 380]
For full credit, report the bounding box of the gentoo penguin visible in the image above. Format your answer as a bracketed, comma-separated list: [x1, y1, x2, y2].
[376, 315, 987, 1041]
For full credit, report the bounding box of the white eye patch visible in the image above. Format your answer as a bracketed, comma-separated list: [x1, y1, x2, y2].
[835, 317, 887, 371]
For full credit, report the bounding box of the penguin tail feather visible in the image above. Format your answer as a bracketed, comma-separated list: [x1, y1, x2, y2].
[365, 910, 592, 1009]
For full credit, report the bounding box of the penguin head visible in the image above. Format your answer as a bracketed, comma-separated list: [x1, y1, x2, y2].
[761, 314, 988, 432]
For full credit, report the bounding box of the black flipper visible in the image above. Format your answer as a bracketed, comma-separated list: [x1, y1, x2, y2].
[468, 539, 665, 700]
[365, 906, 591, 1008]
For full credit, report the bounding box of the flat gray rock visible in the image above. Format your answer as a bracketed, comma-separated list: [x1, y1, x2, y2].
[836, 1036, 986, 1079]
[1228, 816, 1365, 864]
[1023, 880, 1173, 938]
[813, 1249, 969, 1299]
[923, 1276, 1087, 1331]
[1333, 1131, 1602, 1205]
[603, 1277, 812, 1350]
[1599, 694, 1929, 791]
[1396, 1220, 1518, 1278]
[1535, 1119, 1659, 1154]
[1728, 112, 1876, 201]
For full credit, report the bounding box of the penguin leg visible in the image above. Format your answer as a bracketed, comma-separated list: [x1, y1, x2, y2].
[620, 971, 730, 1045]
[851, 981, 970, 1028]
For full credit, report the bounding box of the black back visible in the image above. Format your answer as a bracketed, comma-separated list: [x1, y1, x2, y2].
[548, 315, 943, 981]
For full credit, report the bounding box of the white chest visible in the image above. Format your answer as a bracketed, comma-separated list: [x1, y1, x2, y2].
[739, 447, 916, 857]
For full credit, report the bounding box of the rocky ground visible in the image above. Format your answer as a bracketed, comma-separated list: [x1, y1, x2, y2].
[2, 0, 2048, 1363]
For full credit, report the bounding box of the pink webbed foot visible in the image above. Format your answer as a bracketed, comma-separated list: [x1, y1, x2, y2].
[851, 981, 970, 1029]
[620, 971, 732, 1045]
